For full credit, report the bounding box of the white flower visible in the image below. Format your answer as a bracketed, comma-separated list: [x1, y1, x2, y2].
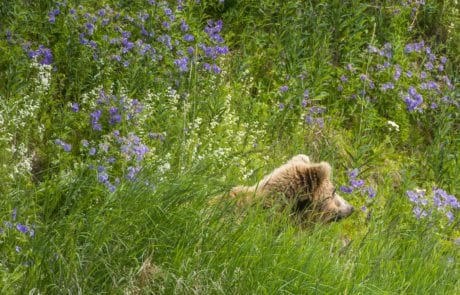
[387, 120, 400, 132]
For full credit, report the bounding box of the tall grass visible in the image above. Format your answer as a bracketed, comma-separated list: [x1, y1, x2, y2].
[0, 0, 458, 293]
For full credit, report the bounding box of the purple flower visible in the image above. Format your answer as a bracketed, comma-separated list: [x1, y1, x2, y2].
[413, 207, 427, 219]
[215, 46, 229, 55]
[351, 179, 365, 188]
[367, 187, 376, 198]
[183, 34, 194, 42]
[211, 64, 221, 74]
[348, 168, 359, 179]
[162, 21, 170, 29]
[440, 56, 447, 64]
[62, 143, 72, 152]
[316, 118, 324, 128]
[278, 103, 285, 110]
[420, 71, 427, 79]
[425, 62, 434, 71]
[12, 208, 17, 221]
[361, 206, 367, 212]
[394, 65, 402, 81]
[407, 190, 419, 203]
[91, 109, 102, 130]
[16, 223, 28, 234]
[15, 246, 21, 253]
[85, 22, 95, 35]
[180, 19, 189, 31]
[71, 102, 79, 112]
[446, 211, 454, 223]
[381, 82, 394, 91]
[406, 71, 413, 78]
[340, 75, 348, 83]
[279, 86, 288, 92]
[55, 139, 72, 152]
[174, 57, 189, 72]
[340, 186, 353, 193]
[89, 147, 96, 156]
[164, 7, 172, 15]
[126, 166, 140, 181]
[98, 171, 109, 183]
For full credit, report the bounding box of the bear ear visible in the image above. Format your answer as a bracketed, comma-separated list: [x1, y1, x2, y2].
[310, 162, 332, 184]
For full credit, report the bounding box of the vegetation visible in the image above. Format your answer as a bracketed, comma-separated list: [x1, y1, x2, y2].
[0, 0, 458, 293]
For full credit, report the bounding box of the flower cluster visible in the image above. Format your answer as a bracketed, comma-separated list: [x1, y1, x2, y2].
[407, 188, 458, 223]
[340, 168, 376, 212]
[54, 139, 72, 152]
[74, 90, 150, 191]
[24, 44, 53, 65]
[0, 208, 35, 254]
[47, 2, 228, 77]
[337, 39, 456, 113]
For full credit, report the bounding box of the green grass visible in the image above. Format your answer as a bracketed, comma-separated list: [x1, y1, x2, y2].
[0, 0, 459, 294]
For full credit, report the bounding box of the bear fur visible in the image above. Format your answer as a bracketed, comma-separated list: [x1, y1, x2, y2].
[229, 154, 354, 222]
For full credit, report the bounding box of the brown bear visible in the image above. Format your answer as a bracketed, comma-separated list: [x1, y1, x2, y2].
[229, 154, 354, 222]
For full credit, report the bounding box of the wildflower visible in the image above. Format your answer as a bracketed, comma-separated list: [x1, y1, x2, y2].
[440, 56, 447, 64]
[420, 71, 427, 79]
[16, 223, 29, 234]
[85, 22, 95, 35]
[71, 102, 79, 112]
[48, 9, 60, 23]
[12, 208, 17, 221]
[406, 71, 413, 78]
[55, 139, 72, 152]
[174, 57, 189, 72]
[183, 34, 194, 42]
[381, 82, 395, 91]
[278, 103, 285, 110]
[15, 246, 21, 253]
[387, 120, 400, 132]
[425, 62, 434, 71]
[279, 86, 288, 92]
[91, 109, 102, 131]
[351, 179, 364, 188]
[211, 64, 221, 74]
[348, 168, 359, 179]
[215, 46, 229, 55]
[340, 75, 348, 83]
[98, 171, 109, 183]
[89, 147, 96, 155]
[361, 206, 367, 212]
[366, 186, 376, 198]
[394, 64, 402, 81]
[340, 186, 353, 193]
[413, 207, 427, 219]
[180, 19, 189, 31]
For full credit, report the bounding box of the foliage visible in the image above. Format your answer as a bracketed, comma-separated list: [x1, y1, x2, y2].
[0, 0, 459, 293]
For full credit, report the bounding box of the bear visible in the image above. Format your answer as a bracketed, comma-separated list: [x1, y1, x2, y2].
[229, 154, 354, 222]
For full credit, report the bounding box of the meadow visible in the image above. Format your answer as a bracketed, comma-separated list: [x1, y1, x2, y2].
[0, 0, 459, 293]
